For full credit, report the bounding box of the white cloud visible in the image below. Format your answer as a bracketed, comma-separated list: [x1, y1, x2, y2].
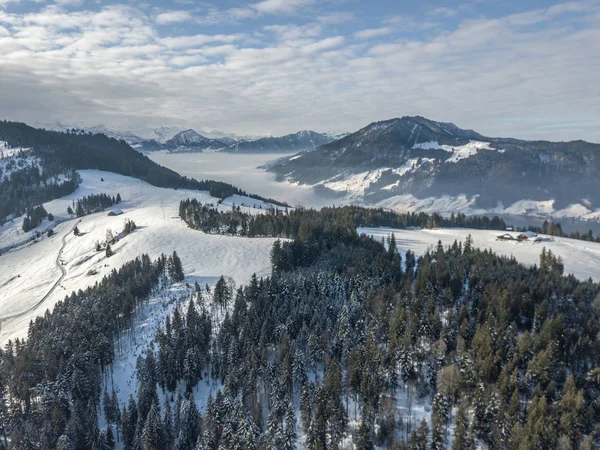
[264, 22, 322, 40]
[170, 54, 207, 66]
[155, 10, 193, 25]
[252, 0, 315, 15]
[300, 35, 344, 54]
[353, 27, 394, 39]
[0, 1, 599, 142]
[160, 33, 241, 49]
[54, 0, 84, 6]
[317, 11, 354, 24]
[427, 6, 458, 17]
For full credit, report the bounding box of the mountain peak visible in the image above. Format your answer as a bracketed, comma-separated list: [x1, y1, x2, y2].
[164, 129, 225, 150]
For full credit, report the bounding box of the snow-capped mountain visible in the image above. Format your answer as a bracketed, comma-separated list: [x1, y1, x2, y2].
[37, 122, 186, 145]
[267, 116, 600, 214]
[136, 126, 186, 143]
[223, 130, 333, 153]
[163, 129, 226, 151]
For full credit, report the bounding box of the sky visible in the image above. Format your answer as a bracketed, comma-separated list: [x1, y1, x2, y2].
[0, 0, 599, 142]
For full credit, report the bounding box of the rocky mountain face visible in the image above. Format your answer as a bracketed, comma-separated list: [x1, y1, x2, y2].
[223, 130, 333, 153]
[267, 116, 600, 214]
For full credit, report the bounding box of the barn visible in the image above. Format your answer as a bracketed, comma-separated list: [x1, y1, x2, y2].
[108, 208, 123, 216]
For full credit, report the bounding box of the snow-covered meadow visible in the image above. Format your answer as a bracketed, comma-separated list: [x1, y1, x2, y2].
[0, 170, 281, 344]
[359, 226, 600, 282]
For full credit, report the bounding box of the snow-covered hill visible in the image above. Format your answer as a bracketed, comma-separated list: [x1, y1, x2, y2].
[267, 116, 600, 221]
[0, 170, 283, 345]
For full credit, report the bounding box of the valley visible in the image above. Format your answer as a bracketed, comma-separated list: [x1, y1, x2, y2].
[1, 119, 600, 450]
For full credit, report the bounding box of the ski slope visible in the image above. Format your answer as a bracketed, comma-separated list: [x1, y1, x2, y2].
[359, 227, 600, 282]
[0, 170, 281, 345]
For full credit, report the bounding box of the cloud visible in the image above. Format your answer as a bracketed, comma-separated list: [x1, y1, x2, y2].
[353, 27, 394, 39]
[427, 6, 458, 17]
[155, 10, 193, 25]
[252, 0, 315, 15]
[54, 0, 84, 6]
[316, 11, 354, 24]
[160, 33, 241, 49]
[0, 1, 599, 142]
[263, 22, 322, 40]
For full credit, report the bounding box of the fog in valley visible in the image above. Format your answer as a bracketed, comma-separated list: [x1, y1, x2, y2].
[149, 151, 336, 208]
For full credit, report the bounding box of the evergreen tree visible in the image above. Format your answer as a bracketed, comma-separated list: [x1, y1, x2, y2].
[168, 251, 185, 282]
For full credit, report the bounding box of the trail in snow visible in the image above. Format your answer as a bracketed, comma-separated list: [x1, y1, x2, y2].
[0, 170, 281, 345]
[0, 220, 79, 323]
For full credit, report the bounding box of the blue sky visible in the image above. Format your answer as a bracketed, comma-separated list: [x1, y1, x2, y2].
[0, 0, 598, 141]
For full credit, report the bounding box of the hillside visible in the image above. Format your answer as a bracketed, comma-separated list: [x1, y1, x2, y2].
[0, 120, 287, 224]
[0, 170, 284, 344]
[267, 116, 600, 218]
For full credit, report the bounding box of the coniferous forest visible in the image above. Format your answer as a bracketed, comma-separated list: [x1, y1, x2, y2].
[73, 193, 122, 217]
[178, 200, 508, 238]
[1, 205, 599, 449]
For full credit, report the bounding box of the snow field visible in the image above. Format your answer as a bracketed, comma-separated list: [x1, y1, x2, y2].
[0, 170, 281, 345]
[359, 227, 600, 281]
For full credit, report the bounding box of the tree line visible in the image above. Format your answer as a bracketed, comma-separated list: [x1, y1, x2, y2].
[520, 220, 600, 243]
[69, 193, 121, 217]
[179, 200, 508, 240]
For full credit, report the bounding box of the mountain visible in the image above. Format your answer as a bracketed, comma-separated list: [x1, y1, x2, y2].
[222, 130, 334, 153]
[267, 116, 600, 215]
[140, 125, 185, 143]
[37, 122, 186, 146]
[163, 129, 226, 151]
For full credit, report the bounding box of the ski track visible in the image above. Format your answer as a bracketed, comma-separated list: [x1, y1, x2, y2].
[0, 220, 80, 322]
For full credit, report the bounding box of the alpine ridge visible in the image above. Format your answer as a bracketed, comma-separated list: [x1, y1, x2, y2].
[267, 116, 600, 216]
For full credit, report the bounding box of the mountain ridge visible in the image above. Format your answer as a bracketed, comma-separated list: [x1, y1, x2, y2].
[223, 129, 333, 153]
[267, 116, 600, 213]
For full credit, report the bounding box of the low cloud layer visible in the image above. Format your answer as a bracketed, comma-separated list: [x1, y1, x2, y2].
[0, 0, 599, 141]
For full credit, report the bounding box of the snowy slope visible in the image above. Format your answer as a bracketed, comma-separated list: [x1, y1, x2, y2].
[359, 227, 600, 281]
[0, 170, 282, 345]
[412, 140, 503, 163]
[0, 141, 31, 159]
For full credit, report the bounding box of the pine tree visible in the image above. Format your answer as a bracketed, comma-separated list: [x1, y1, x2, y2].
[168, 251, 185, 282]
[106, 425, 116, 449]
[163, 396, 174, 449]
[213, 276, 231, 309]
[452, 401, 469, 450]
[355, 418, 374, 450]
[141, 401, 164, 450]
[283, 403, 297, 450]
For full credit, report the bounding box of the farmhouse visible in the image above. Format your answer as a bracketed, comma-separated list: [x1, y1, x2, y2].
[108, 208, 123, 216]
[497, 233, 515, 241]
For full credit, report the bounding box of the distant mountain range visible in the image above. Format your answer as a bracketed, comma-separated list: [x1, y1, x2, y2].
[38, 122, 336, 154]
[267, 116, 600, 218]
[133, 129, 335, 153]
[224, 130, 334, 153]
